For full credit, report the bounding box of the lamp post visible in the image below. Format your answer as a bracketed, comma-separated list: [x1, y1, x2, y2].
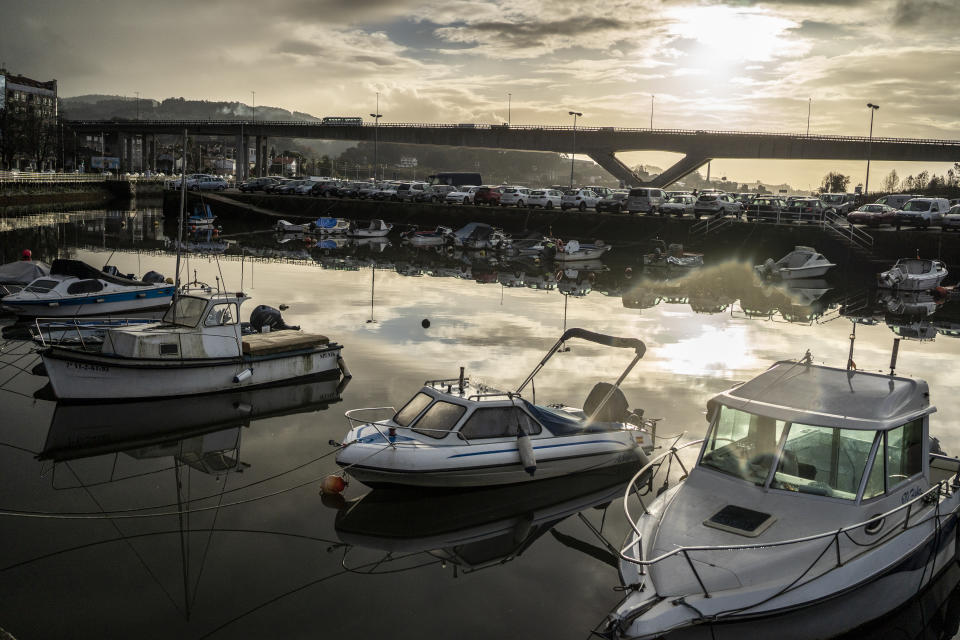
[650, 95, 654, 129]
[508, 93, 512, 125]
[370, 92, 382, 181]
[135, 91, 140, 120]
[864, 102, 880, 198]
[806, 97, 811, 136]
[568, 111, 582, 189]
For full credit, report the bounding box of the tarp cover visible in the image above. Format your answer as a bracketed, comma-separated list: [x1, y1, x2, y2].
[0, 261, 50, 284]
[50, 259, 148, 286]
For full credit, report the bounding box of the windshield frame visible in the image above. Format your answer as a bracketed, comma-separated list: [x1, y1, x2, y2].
[162, 295, 209, 327]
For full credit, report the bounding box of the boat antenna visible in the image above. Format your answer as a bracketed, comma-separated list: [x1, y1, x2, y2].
[173, 128, 187, 323]
[889, 338, 901, 376]
[846, 322, 857, 370]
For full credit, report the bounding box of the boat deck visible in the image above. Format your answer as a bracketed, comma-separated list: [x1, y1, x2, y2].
[242, 331, 330, 355]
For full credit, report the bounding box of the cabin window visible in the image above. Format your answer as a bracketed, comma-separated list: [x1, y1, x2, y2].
[204, 303, 238, 326]
[394, 392, 432, 427]
[863, 446, 886, 500]
[162, 296, 208, 327]
[886, 418, 923, 489]
[412, 401, 467, 439]
[459, 407, 542, 440]
[66, 279, 104, 295]
[770, 425, 875, 500]
[701, 406, 786, 486]
[25, 279, 58, 293]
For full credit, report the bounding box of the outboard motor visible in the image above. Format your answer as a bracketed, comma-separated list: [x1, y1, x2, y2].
[142, 270, 166, 284]
[249, 305, 300, 333]
[761, 258, 777, 278]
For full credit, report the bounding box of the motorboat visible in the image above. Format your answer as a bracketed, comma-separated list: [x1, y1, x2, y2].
[1, 259, 175, 317]
[403, 226, 453, 247]
[450, 222, 511, 250]
[314, 216, 351, 235]
[0, 260, 50, 297]
[275, 219, 311, 233]
[38, 287, 349, 400]
[188, 203, 217, 228]
[605, 356, 960, 640]
[347, 219, 392, 238]
[334, 328, 657, 488]
[551, 238, 612, 263]
[878, 258, 948, 291]
[643, 240, 702, 269]
[755, 246, 835, 280]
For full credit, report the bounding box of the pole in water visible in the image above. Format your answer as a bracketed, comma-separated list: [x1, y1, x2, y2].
[889, 338, 901, 376]
[847, 322, 857, 370]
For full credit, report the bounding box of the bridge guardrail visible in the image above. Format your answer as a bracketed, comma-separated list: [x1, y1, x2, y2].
[62, 120, 960, 147]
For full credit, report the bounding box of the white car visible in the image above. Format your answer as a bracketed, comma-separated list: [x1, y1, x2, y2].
[659, 195, 697, 217]
[373, 183, 401, 200]
[499, 186, 532, 207]
[396, 182, 429, 201]
[527, 189, 563, 210]
[189, 176, 228, 191]
[446, 185, 480, 205]
[560, 189, 600, 211]
[895, 198, 950, 229]
[693, 193, 741, 218]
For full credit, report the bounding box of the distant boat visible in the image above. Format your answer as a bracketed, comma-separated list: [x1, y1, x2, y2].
[878, 258, 948, 291]
[0, 260, 50, 296]
[642, 240, 701, 269]
[314, 217, 351, 234]
[1, 259, 174, 317]
[188, 203, 217, 228]
[347, 219, 392, 238]
[403, 226, 453, 247]
[756, 246, 835, 280]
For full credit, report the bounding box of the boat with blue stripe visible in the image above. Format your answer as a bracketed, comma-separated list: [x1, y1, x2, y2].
[334, 328, 657, 488]
[1, 259, 174, 317]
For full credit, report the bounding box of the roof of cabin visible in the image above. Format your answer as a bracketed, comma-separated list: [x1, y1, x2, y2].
[712, 361, 934, 430]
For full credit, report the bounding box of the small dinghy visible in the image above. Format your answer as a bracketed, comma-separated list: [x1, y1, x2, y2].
[643, 240, 702, 269]
[606, 353, 960, 640]
[451, 223, 511, 250]
[275, 219, 311, 233]
[348, 219, 392, 238]
[188, 203, 217, 228]
[756, 245, 835, 280]
[551, 238, 612, 263]
[314, 216, 351, 235]
[403, 226, 453, 247]
[1, 259, 174, 317]
[878, 258, 948, 291]
[334, 328, 657, 488]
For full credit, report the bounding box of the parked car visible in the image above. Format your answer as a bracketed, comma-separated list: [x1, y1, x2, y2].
[847, 203, 897, 227]
[499, 186, 532, 207]
[560, 189, 600, 211]
[875, 193, 923, 210]
[943, 205, 960, 231]
[446, 185, 480, 204]
[659, 194, 697, 217]
[785, 197, 826, 223]
[744, 196, 788, 222]
[356, 182, 384, 199]
[473, 186, 503, 206]
[416, 184, 457, 203]
[625, 187, 665, 214]
[295, 180, 318, 195]
[277, 179, 309, 195]
[310, 180, 342, 197]
[820, 193, 855, 215]
[190, 176, 228, 191]
[239, 177, 277, 192]
[595, 192, 631, 213]
[372, 183, 401, 200]
[264, 178, 293, 194]
[396, 182, 429, 201]
[895, 198, 950, 229]
[583, 185, 614, 198]
[694, 193, 741, 219]
[527, 189, 563, 210]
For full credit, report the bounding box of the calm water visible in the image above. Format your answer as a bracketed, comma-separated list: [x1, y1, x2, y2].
[2, 206, 960, 639]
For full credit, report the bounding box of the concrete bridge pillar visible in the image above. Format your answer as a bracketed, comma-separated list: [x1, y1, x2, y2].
[236, 133, 248, 180]
[255, 136, 263, 177]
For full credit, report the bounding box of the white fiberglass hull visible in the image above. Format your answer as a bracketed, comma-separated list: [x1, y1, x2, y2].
[878, 272, 947, 291]
[555, 247, 610, 262]
[336, 429, 647, 488]
[40, 344, 343, 400]
[348, 229, 391, 238]
[3, 292, 173, 317]
[610, 494, 960, 640]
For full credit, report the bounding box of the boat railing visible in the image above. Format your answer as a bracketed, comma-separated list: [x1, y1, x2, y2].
[619, 442, 959, 602]
[31, 316, 156, 350]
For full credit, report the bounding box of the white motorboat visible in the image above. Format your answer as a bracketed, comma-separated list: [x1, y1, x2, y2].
[451, 223, 511, 250]
[334, 328, 656, 488]
[187, 203, 217, 229]
[348, 219, 392, 238]
[552, 238, 612, 263]
[38, 288, 348, 400]
[0, 260, 50, 297]
[275, 219, 310, 233]
[755, 246, 835, 280]
[1, 259, 174, 317]
[643, 241, 701, 269]
[403, 226, 453, 247]
[878, 258, 948, 291]
[606, 356, 960, 640]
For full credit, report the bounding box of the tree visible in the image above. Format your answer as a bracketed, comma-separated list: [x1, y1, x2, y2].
[882, 169, 899, 193]
[820, 172, 851, 193]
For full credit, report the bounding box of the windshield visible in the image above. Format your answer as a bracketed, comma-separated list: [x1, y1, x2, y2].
[24, 279, 59, 293]
[394, 392, 432, 426]
[162, 296, 209, 327]
[701, 406, 878, 500]
[902, 200, 931, 211]
[412, 400, 467, 439]
[821, 195, 845, 203]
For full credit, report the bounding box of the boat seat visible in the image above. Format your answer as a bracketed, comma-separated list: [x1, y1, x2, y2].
[242, 332, 330, 356]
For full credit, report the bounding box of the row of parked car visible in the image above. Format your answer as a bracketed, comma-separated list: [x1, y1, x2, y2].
[166, 173, 230, 191]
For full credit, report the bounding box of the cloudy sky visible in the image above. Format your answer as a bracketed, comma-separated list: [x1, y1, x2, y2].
[2, 0, 958, 187]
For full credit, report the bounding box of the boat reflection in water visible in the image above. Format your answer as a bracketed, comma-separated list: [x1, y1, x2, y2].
[331, 462, 645, 575]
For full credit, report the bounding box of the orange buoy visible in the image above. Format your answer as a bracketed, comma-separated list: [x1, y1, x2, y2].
[321, 475, 346, 495]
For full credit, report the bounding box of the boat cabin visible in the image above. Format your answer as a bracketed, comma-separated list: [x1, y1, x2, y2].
[698, 361, 939, 505]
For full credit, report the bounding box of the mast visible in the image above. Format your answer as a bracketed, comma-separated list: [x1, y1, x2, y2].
[174, 128, 187, 322]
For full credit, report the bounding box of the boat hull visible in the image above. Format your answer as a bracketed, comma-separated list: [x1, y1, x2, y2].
[3, 288, 174, 317]
[337, 431, 647, 488]
[556, 247, 610, 262]
[877, 273, 947, 291]
[40, 343, 343, 400]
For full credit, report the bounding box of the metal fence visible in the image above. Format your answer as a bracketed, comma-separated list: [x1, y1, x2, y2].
[0, 170, 167, 184]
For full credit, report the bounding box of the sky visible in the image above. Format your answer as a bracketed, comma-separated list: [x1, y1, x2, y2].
[2, 0, 958, 188]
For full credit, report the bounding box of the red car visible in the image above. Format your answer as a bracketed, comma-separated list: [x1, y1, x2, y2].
[473, 186, 502, 206]
[846, 203, 897, 227]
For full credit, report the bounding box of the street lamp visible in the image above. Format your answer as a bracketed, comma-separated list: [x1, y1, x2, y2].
[864, 102, 880, 198]
[135, 91, 140, 120]
[806, 97, 811, 136]
[508, 93, 512, 126]
[568, 111, 582, 189]
[650, 95, 654, 129]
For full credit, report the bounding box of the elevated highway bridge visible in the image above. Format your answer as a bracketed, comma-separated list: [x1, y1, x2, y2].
[67, 119, 960, 187]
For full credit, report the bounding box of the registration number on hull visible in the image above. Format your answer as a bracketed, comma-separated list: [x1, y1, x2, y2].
[65, 361, 110, 373]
